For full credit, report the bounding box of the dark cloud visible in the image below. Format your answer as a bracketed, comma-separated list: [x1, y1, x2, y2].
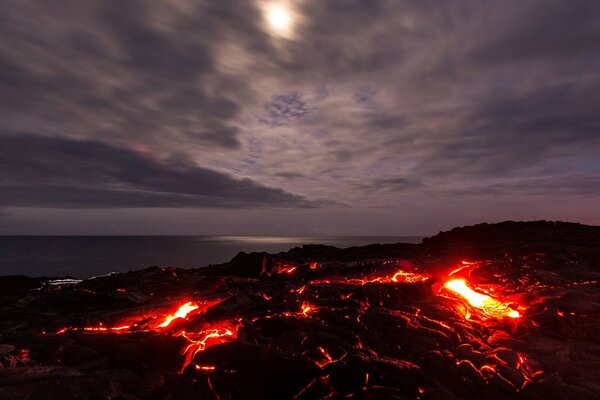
[0, 0, 250, 152]
[282, 0, 407, 77]
[443, 174, 600, 197]
[415, 79, 600, 177]
[191, 125, 241, 150]
[0, 134, 315, 208]
[274, 172, 306, 179]
[355, 177, 424, 193]
[469, 0, 600, 66]
[102, 4, 212, 81]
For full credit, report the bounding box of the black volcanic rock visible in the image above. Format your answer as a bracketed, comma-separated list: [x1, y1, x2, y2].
[423, 220, 600, 249]
[0, 221, 599, 399]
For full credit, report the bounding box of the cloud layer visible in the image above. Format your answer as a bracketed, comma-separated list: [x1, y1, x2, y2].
[0, 134, 315, 208]
[0, 0, 599, 232]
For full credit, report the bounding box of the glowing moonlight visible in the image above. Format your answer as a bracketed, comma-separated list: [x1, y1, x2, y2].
[263, 2, 293, 37]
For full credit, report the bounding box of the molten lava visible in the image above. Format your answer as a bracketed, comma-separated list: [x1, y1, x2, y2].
[49, 260, 541, 395]
[157, 301, 200, 328]
[311, 268, 430, 286]
[54, 298, 237, 373]
[179, 321, 239, 372]
[444, 278, 520, 319]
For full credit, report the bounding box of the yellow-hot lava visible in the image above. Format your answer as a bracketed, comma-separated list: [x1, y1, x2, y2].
[444, 279, 520, 319]
[158, 301, 200, 328]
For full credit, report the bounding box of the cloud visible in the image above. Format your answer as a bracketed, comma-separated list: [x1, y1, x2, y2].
[0, 0, 254, 153]
[416, 80, 600, 177]
[0, 0, 599, 233]
[0, 134, 317, 208]
[259, 92, 312, 127]
[354, 177, 424, 193]
[188, 123, 241, 150]
[443, 174, 600, 197]
[468, 0, 600, 66]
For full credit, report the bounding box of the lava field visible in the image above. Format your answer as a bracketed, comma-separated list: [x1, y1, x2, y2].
[1, 221, 600, 399]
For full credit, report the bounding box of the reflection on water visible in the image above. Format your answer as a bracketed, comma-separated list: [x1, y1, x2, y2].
[0, 236, 423, 279]
[199, 236, 309, 244]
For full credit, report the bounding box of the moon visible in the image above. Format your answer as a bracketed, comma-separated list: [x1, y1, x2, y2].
[263, 2, 293, 37]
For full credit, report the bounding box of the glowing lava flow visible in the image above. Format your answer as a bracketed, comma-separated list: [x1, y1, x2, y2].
[50, 261, 539, 392]
[444, 279, 520, 319]
[391, 270, 430, 283]
[180, 321, 240, 372]
[157, 301, 200, 328]
[54, 298, 239, 374]
[310, 269, 430, 286]
[56, 324, 131, 334]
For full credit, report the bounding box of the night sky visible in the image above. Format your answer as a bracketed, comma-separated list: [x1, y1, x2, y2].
[1, 1, 599, 235]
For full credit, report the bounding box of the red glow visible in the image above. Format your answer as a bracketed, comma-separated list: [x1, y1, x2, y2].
[311, 269, 430, 286]
[49, 260, 544, 392]
[295, 285, 307, 294]
[57, 324, 131, 335]
[280, 265, 297, 274]
[301, 303, 314, 316]
[257, 292, 272, 301]
[157, 301, 200, 328]
[443, 279, 521, 319]
[391, 270, 430, 283]
[179, 321, 239, 372]
[54, 297, 233, 372]
[195, 364, 216, 372]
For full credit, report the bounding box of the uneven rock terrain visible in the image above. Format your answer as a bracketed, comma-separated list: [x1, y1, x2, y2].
[1, 221, 600, 399]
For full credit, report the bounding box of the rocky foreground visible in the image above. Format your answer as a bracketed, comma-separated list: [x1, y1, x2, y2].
[1, 221, 600, 399]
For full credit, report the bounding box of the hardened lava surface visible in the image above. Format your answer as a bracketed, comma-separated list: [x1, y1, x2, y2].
[1, 221, 600, 399]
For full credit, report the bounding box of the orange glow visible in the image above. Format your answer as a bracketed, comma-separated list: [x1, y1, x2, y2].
[157, 302, 200, 328]
[83, 325, 131, 332]
[195, 364, 216, 372]
[55, 298, 234, 373]
[258, 292, 272, 301]
[301, 303, 314, 316]
[179, 321, 239, 372]
[48, 262, 544, 391]
[311, 269, 429, 286]
[280, 265, 297, 274]
[57, 324, 131, 334]
[315, 346, 334, 368]
[444, 279, 520, 319]
[391, 270, 430, 283]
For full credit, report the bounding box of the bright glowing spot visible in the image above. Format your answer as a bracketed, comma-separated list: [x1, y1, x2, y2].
[445, 279, 490, 308]
[301, 303, 313, 316]
[264, 3, 293, 36]
[444, 279, 520, 319]
[158, 302, 199, 328]
[391, 270, 430, 283]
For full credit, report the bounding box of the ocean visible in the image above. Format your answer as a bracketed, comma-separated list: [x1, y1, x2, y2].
[0, 236, 423, 278]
